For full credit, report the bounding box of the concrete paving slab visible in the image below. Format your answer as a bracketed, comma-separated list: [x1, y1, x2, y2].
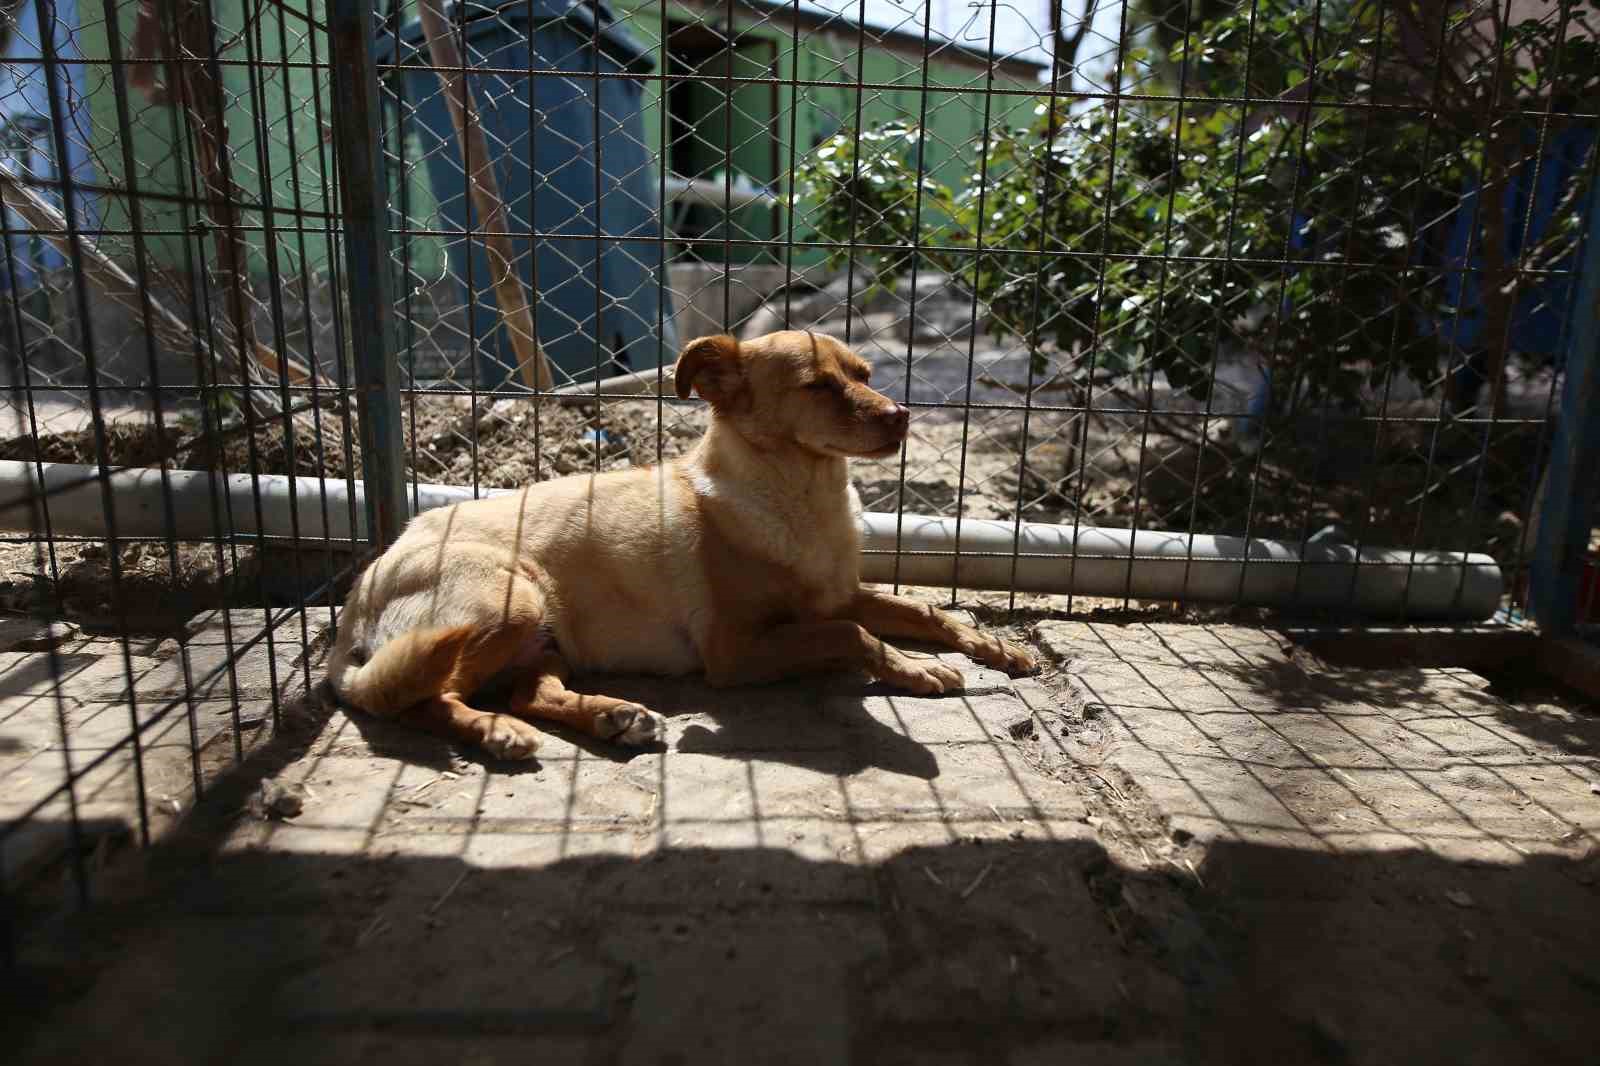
[0, 649, 155, 698]
[1039, 620, 1600, 865]
[94, 613, 328, 702]
[1, 612, 318, 888]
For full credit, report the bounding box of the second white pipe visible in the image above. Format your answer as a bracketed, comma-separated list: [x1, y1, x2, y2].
[0, 460, 1501, 619]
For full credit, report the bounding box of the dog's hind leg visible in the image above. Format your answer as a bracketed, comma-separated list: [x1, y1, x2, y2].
[397, 611, 551, 761]
[404, 693, 543, 761]
[507, 656, 666, 747]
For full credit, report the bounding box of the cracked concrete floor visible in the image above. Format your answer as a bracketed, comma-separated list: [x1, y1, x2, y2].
[5, 610, 1600, 1065]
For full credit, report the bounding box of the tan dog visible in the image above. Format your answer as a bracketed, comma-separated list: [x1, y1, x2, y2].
[325, 331, 1038, 759]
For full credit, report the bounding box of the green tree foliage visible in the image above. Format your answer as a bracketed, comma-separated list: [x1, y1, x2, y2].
[798, 0, 1597, 414]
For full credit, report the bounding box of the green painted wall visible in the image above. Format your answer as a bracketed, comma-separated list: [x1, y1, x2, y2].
[614, 0, 1044, 265]
[68, 1, 1039, 278]
[73, 0, 333, 281]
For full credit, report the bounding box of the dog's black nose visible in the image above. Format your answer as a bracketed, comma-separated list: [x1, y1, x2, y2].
[891, 404, 910, 430]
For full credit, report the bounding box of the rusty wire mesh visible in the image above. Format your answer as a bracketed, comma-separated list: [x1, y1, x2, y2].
[0, 0, 1597, 950]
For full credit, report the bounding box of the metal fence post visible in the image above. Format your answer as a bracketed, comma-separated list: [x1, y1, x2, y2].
[1530, 197, 1600, 635]
[327, 0, 407, 549]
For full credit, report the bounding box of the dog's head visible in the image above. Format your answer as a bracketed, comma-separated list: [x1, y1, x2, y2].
[674, 331, 910, 458]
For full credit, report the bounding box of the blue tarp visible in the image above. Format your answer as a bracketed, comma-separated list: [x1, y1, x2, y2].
[0, 0, 98, 291]
[1235, 124, 1595, 431]
[1434, 122, 1597, 363]
[380, 0, 676, 387]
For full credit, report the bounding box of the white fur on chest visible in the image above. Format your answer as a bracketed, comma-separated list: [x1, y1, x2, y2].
[692, 465, 862, 611]
[783, 483, 862, 607]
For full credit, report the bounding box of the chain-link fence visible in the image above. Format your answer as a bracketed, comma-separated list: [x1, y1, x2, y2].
[1, 0, 1597, 962]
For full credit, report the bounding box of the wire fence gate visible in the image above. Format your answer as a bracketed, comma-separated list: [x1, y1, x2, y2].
[0, 0, 1597, 960]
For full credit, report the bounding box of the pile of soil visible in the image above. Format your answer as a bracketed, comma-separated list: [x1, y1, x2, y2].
[0, 395, 710, 627]
[0, 539, 264, 630]
[0, 394, 710, 487]
[400, 396, 708, 487]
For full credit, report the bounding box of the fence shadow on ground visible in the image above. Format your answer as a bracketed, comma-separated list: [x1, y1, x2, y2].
[7, 817, 1599, 1065]
[7, 663, 1600, 1066]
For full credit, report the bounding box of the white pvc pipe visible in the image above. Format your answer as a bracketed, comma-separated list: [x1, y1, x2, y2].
[663, 174, 779, 212]
[0, 461, 1502, 619]
[856, 512, 1502, 620]
[549, 364, 674, 398]
[0, 460, 483, 544]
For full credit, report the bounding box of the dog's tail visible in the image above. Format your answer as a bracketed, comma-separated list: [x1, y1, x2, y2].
[333, 624, 477, 716]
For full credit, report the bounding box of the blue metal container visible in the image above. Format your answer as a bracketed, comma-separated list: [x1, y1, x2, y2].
[0, 0, 98, 292]
[379, 0, 675, 387]
[1436, 122, 1596, 362]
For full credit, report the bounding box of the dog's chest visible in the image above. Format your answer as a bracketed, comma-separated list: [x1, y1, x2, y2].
[789, 518, 859, 608]
[694, 465, 862, 616]
[761, 490, 861, 615]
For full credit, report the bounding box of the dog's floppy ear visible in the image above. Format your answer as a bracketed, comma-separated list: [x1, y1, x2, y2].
[674, 334, 744, 406]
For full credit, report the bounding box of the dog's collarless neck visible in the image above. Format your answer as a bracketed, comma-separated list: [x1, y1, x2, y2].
[693, 423, 848, 496]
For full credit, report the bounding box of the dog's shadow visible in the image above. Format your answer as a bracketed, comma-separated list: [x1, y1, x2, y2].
[329, 700, 544, 775]
[598, 672, 942, 781]
[329, 673, 941, 781]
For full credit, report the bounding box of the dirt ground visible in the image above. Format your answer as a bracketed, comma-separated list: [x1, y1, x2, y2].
[4, 608, 1598, 1065]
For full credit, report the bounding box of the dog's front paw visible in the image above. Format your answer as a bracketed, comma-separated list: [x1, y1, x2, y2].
[882, 656, 964, 696]
[476, 715, 542, 760]
[599, 702, 666, 746]
[972, 637, 1039, 676]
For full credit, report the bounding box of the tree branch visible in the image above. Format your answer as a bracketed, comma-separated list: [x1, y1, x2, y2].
[1053, 0, 1099, 94]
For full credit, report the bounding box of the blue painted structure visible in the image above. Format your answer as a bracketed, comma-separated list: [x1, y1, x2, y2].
[1530, 151, 1600, 636]
[1435, 124, 1597, 364]
[0, 0, 97, 291]
[378, 0, 677, 387]
[1233, 125, 1596, 442]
